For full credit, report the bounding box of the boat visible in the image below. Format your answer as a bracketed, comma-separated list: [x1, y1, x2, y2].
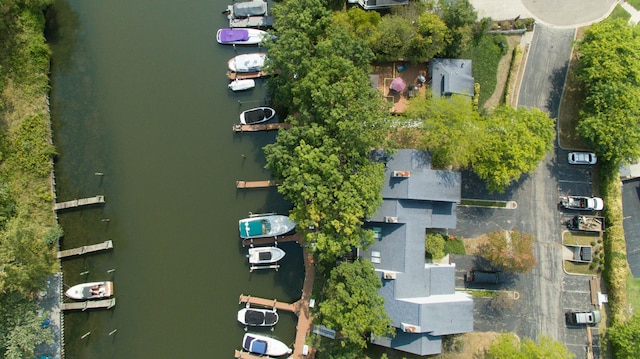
[228, 79, 255, 91]
[224, 0, 267, 19]
[240, 107, 275, 125]
[228, 53, 267, 73]
[248, 246, 285, 264]
[65, 281, 113, 300]
[216, 28, 270, 45]
[237, 306, 279, 327]
[239, 214, 296, 239]
[242, 332, 292, 357]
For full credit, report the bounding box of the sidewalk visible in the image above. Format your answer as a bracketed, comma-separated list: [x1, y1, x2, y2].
[620, 1, 640, 24]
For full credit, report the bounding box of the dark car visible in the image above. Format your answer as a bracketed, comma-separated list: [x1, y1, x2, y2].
[465, 270, 502, 284]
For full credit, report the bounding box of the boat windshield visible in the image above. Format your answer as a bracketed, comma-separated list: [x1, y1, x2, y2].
[262, 219, 270, 234]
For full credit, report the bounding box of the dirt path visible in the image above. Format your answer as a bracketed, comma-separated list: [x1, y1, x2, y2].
[483, 35, 522, 110]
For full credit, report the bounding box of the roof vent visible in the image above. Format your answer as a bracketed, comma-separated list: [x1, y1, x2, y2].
[392, 171, 410, 178]
[401, 322, 421, 333]
[383, 271, 396, 280]
[385, 216, 398, 223]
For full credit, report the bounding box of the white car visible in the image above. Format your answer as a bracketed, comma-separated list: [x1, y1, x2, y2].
[568, 152, 597, 165]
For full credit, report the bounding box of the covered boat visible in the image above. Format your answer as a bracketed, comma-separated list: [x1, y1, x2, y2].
[229, 0, 267, 18]
[242, 333, 291, 357]
[248, 246, 285, 264]
[228, 79, 255, 91]
[65, 281, 113, 300]
[216, 28, 270, 45]
[228, 53, 267, 73]
[240, 107, 275, 125]
[237, 307, 279, 327]
[239, 214, 296, 239]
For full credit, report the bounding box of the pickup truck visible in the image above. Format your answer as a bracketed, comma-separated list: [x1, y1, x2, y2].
[567, 215, 605, 232]
[565, 310, 601, 325]
[560, 196, 604, 211]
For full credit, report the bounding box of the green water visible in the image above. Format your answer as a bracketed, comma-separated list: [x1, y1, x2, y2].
[47, 0, 302, 357]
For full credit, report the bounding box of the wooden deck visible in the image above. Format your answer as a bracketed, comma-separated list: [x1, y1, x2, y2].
[236, 180, 278, 189]
[241, 233, 302, 247]
[227, 71, 268, 80]
[239, 294, 296, 312]
[61, 298, 116, 311]
[234, 350, 277, 359]
[229, 16, 274, 28]
[57, 240, 113, 259]
[54, 195, 105, 211]
[233, 123, 291, 132]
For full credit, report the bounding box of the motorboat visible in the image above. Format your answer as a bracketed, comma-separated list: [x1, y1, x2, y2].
[65, 281, 113, 300]
[242, 332, 292, 357]
[239, 107, 275, 125]
[239, 214, 296, 239]
[228, 53, 267, 73]
[224, 0, 267, 19]
[237, 306, 279, 327]
[228, 79, 255, 91]
[216, 28, 270, 45]
[248, 246, 285, 264]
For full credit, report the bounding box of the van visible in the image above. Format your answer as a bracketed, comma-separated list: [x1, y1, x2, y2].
[565, 310, 601, 325]
[465, 270, 502, 284]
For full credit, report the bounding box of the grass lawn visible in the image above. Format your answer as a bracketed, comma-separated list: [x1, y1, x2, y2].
[460, 199, 507, 207]
[562, 230, 601, 246]
[462, 34, 507, 108]
[627, 275, 640, 314]
[564, 261, 596, 275]
[444, 237, 466, 255]
[609, 4, 632, 22]
[627, 0, 640, 10]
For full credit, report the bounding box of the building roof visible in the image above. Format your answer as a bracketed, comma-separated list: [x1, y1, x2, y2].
[429, 59, 474, 99]
[364, 149, 473, 356]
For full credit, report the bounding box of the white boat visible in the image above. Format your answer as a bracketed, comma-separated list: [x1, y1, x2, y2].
[228, 79, 255, 91]
[248, 246, 286, 264]
[240, 107, 275, 125]
[65, 281, 113, 300]
[228, 53, 267, 73]
[237, 307, 279, 327]
[216, 28, 270, 45]
[242, 332, 292, 357]
[239, 214, 296, 239]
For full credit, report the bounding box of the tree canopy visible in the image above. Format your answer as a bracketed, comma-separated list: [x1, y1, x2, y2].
[576, 20, 640, 165]
[486, 333, 574, 359]
[319, 260, 394, 348]
[478, 229, 536, 273]
[607, 313, 640, 359]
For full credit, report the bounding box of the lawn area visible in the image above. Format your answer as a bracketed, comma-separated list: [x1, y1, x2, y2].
[627, 0, 640, 11]
[609, 4, 632, 22]
[564, 261, 595, 275]
[461, 34, 508, 109]
[562, 231, 604, 275]
[627, 275, 640, 314]
[444, 237, 466, 255]
[562, 230, 601, 246]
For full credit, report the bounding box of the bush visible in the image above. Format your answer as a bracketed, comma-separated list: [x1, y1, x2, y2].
[425, 233, 446, 260]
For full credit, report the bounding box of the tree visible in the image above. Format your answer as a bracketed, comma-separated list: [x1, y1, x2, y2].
[319, 260, 394, 348]
[477, 229, 536, 273]
[425, 233, 445, 261]
[0, 292, 53, 359]
[404, 12, 450, 62]
[575, 20, 640, 165]
[486, 333, 574, 359]
[607, 313, 640, 358]
[368, 15, 415, 62]
[439, 0, 477, 57]
[472, 106, 555, 193]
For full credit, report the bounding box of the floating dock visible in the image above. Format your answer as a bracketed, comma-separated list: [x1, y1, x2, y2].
[242, 233, 302, 247]
[227, 71, 268, 80]
[54, 195, 105, 211]
[234, 350, 277, 359]
[229, 16, 274, 28]
[236, 180, 278, 189]
[61, 298, 116, 311]
[233, 123, 291, 132]
[57, 240, 113, 259]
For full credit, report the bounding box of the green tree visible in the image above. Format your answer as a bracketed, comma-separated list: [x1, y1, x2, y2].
[0, 292, 53, 359]
[425, 233, 445, 261]
[439, 0, 477, 57]
[319, 260, 394, 348]
[472, 106, 555, 192]
[486, 333, 574, 358]
[368, 15, 414, 62]
[477, 229, 536, 273]
[607, 313, 640, 358]
[404, 12, 450, 62]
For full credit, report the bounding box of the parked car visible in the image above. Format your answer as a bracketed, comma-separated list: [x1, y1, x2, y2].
[464, 270, 502, 284]
[568, 152, 597, 165]
[565, 310, 601, 325]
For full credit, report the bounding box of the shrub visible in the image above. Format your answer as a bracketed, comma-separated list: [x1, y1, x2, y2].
[425, 233, 446, 260]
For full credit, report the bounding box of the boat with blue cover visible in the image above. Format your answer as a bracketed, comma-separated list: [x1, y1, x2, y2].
[242, 332, 291, 356]
[239, 214, 296, 239]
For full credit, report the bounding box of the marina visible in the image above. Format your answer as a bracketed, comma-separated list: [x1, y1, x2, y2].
[53, 195, 105, 211]
[57, 240, 113, 259]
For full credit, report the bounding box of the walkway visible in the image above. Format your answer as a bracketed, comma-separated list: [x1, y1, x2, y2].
[621, 1, 640, 24]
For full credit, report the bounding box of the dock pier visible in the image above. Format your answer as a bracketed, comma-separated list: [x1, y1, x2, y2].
[54, 195, 105, 211]
[61, 298, 116, 311]
[232, 123, 290, 132]
[227, 71, 268, 80]
[236, 180, 278, 189]
[57, 240, 113, 259]
[241, 233, 302, 247]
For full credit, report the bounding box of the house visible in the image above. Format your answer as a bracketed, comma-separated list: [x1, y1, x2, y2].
[348, 0, 409, 10]
[429, 59, 475, 99]
[362, 149, 473, 356]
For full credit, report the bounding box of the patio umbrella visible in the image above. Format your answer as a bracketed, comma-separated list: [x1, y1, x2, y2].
[390, 77, 406, 93]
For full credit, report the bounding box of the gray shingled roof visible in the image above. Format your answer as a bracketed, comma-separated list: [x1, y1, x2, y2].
[364, 150, 473, 356]
[429, 59, 474, 99]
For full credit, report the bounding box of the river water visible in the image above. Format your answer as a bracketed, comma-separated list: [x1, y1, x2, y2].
[46, 0, 302, 357]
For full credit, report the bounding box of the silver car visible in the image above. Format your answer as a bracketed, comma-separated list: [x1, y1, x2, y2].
[568, 152, 597, 165]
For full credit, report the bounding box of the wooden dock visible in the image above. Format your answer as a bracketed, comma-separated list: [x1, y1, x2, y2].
[234, 350, 277, 359]
[239, 294, 296, 312]
[61, 298, 116, 311]
[236, 180, 278, 189]
[227, 71, 268, 80]
[242, 233, 302, 247]
[58, 240, 113, 259]
[229, 16, 274, 28]
[233, 123, 290, 132]
[54, 195, 105, 211]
